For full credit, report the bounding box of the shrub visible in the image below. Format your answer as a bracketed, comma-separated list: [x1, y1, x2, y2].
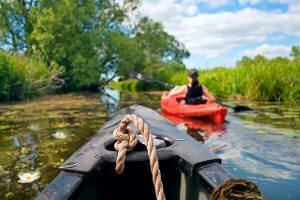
[0, 51, 63, 102]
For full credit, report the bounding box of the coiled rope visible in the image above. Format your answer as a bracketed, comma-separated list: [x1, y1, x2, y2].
[113, 114, 165, 200]
[210, 179, 266, 200]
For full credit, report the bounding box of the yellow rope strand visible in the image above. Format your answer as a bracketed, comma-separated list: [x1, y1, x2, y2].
[210, 179, 266, 200]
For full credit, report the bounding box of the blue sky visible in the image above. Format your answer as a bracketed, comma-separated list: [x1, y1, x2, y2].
[139, 0, 300, 69]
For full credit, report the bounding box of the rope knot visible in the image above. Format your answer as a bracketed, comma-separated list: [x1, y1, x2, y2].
[112, 114, 165, 200]
[113, 126, 137, 151]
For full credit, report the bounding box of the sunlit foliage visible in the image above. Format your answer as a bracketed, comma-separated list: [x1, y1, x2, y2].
[113, 55, 300, 103]
[0, 51, 62, 101]
[0, 0, 189, 93]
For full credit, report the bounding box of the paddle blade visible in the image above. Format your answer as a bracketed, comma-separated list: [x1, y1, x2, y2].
[130, 72, 154, 83]
[136, 73, 143, 80]
[233, 105, 253, 112]
[214, 100, 253, 112]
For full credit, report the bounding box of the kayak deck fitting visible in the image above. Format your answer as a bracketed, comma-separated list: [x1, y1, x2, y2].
[35, 105, 235, 200]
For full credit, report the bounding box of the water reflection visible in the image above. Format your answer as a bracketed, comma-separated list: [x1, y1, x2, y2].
[160, 101, 300, 199]
[161, 112, 226, 143]
[100, 88, 120, 118]
[208, 114, 300, 199]
[13, 133, 38, 169]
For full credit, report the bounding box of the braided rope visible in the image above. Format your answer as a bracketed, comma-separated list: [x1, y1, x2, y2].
[113, 114, 165, 200]
[210, 179, 266, 200]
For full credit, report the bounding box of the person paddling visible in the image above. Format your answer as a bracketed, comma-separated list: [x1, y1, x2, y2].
[168, 68, 216, 104]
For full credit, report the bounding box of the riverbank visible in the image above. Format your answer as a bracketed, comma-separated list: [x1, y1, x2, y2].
[0, 51, 63, 102]
[111, 56, 300, 103]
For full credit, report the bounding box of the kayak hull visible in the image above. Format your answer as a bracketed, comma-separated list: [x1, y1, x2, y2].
[160, 92, 227, 124]
[35, 105, 234, 200]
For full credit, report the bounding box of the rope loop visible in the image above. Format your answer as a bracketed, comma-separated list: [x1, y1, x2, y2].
[210, 179, 266, 200]
[113, 114, 165, 200]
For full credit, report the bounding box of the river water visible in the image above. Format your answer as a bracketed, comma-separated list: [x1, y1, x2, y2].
[0, 91, 299, 200]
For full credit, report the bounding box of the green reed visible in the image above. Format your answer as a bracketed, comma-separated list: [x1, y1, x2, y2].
[112, 57, 300, 103]
[188, 57, 299, 102]
[0, 51, 62, 102]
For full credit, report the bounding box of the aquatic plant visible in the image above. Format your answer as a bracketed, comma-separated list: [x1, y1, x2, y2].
[17, 171, 40, 184]
[29, 124, 40, 131]
[52, 131, 67, 139]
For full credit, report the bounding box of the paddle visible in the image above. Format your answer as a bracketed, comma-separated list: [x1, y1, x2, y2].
[130, 72, 174, 89]
[130, 72, 252, 112]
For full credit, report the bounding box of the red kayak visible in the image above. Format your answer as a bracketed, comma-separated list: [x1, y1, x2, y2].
[160, 92, 227, 124]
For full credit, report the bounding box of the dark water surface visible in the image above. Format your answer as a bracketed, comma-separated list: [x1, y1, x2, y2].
[0, 93, 108, 200]
[0, 91, 299, 200]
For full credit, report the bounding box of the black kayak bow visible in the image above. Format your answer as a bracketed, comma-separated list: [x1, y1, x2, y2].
[130, 72, 252, 112]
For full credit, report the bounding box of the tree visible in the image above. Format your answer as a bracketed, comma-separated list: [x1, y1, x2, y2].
[253, 55, 267, 64]
[1, 0, 189, 90]
[0, 0, 141, 89]
[0, 0, 38, 53]
[30, 0, 101, 89]
[236, 56, 252, 67]
[101, 30, 144, 78]
[133, 17, 190, 64]
[30, 0, 139, 89]
[290, 45, 300, 58]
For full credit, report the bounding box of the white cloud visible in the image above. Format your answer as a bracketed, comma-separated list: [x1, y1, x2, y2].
[270, 35, 286, 41]
[242, 44, 291, 58]
[140, 0, 181, 21]
[140, 0, 300, 59]
[185, 4, 198, 16]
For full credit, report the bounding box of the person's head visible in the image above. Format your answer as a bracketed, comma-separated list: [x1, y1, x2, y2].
[188, 68, 199, 88]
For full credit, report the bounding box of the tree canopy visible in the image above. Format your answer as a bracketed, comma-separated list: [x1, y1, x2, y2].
[290, 45, 300, 59]
[0, 0, 189, 90]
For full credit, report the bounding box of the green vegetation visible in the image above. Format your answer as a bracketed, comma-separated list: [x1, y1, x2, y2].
[200, 55, 300, 102]
[112, 54, 300, 103]
[290, 45, 300, 58]
[109, 79, 164, 92]
[0, 0, 188, 100]
[0, 51, 62, 101]
[0, 1, 299, 103]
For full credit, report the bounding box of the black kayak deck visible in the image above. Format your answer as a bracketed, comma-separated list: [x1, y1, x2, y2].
[35, 105, 235, 200]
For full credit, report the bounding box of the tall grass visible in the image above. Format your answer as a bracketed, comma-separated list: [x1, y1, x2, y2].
[112, 56, 300, 103]
[0, 51, 63, 102]
[173, 57, 299, 102]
